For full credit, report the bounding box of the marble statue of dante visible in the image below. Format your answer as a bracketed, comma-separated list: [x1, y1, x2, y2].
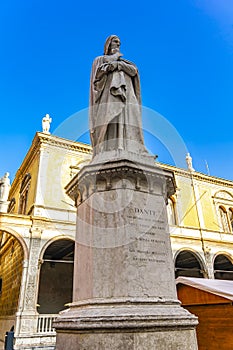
[89, 35, 146, 155]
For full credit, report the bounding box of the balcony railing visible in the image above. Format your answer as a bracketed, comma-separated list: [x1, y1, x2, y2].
[37, 314, 58, 334]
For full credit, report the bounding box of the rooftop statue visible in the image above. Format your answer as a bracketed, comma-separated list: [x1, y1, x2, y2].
[186, 152, 195, 172]
[42, 114, 52, 134]
[0, 172, 11, 202]
[89, 35, 146, 156]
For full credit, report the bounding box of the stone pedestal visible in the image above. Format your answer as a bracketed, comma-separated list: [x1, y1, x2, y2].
[54, 153, 198, 349]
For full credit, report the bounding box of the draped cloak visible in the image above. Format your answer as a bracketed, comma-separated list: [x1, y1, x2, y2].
[89, 54, 145, 155]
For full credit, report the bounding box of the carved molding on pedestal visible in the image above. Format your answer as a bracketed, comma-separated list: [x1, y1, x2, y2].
[66, 159, 176, 207]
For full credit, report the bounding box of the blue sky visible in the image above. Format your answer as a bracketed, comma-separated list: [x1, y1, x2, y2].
[1, 0, 233, 181]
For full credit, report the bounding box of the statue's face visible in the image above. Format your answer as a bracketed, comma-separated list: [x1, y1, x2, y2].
[109, 37, 121, 53]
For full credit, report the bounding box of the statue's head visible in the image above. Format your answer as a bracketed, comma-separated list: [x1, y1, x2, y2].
[104, 35, 121, 55]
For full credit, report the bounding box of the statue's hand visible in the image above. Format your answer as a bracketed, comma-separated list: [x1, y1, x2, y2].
[109, 61, 118, 71]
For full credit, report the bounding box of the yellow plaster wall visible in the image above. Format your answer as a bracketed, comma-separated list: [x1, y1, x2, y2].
[9, 155, 39, 214]
[8, 135, 92, 215]
[25, 156, 40, 213]
[8, 181, 21, 213]
[176, 176, 199, 228]
[43, 147, 87, 209]
[198, 184, 219, 231]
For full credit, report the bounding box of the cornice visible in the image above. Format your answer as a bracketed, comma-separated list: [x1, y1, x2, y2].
[159, 163, 233, 188]
[10, 132, 92, 194]
[170, 232, 233, 246]
[66, 159, 176, 206]
[36, 132, 92, 154]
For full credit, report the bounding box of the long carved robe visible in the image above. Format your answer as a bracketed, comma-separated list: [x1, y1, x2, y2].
[89, 55, 145, 155]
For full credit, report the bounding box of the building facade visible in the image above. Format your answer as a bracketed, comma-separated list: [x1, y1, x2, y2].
[0, 132, 91, 349]
[0, 130, 233, 349]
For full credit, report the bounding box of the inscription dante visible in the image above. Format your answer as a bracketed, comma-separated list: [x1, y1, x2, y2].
[126, 204, 168, 265]
[77, 190, 168, 248]
[134, 207, 157, 216]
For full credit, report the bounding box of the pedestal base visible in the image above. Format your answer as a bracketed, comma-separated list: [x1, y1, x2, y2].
[54, 298, 198, 350]
[56, 329, 197, 350]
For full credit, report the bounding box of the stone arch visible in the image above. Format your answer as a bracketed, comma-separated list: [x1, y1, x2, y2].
[174, 248, 206, 278]
[213, 190, 233, 201]
[0, 227, 27, 320]
[37, 236, 75, 314]
[213, 252, 233, 280]
[0, 225, 28, 259]
[39, 235, 74, 261]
